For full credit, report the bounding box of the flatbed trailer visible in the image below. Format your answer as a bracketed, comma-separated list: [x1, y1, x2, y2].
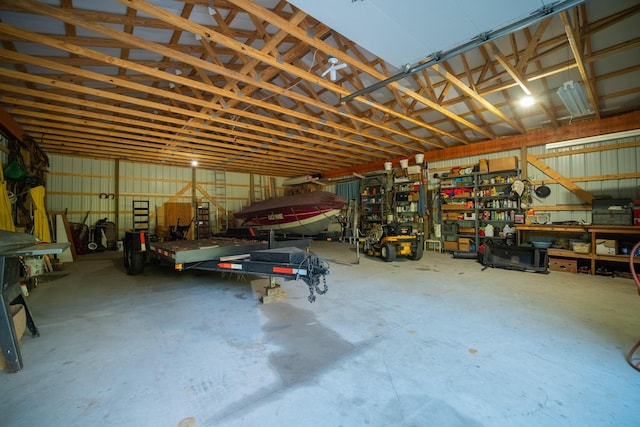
[123, 231, 330, 302]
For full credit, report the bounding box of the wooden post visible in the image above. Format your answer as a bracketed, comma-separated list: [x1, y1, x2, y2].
[520, 145, 528, 179]
[114, 159, 120, 238]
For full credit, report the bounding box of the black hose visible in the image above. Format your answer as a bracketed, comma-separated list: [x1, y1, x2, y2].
[625, 241, 640, 371]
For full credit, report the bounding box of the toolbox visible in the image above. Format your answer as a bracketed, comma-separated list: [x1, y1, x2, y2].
[591, 198, 633, 226]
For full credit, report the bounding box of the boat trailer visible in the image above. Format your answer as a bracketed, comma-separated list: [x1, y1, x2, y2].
[123, 231, 330, 303]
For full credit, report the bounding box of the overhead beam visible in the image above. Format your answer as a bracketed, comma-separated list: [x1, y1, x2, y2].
[323, 111, 640, 178]
[560, 10, 600, 119]
[341, 0, 584, 102]
[0, 104, 28, 143]
[224, 0, 480, 141]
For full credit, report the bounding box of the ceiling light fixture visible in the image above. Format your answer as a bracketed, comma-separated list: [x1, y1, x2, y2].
[556, 80, 591, 116]
[207, 1, 216, 16]
[545, 129, 640, 150]
[191, 160, 198, 167]
[520, 95, 535, 107]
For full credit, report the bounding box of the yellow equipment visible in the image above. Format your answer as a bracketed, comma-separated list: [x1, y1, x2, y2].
[364, 223, 423, 262]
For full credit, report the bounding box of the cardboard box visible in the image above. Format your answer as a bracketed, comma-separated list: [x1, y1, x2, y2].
[458, 238, 472, 252]
[406, 165, 421, 175]
[595, 239, 617, 255]
[442, 204, 466, 210]
[0, 304, 27, 371]
[453, 192, 472, 198]
[549, 258, 578, 273]
[443, 241, 458, 251]
[489, 156, 518, 172]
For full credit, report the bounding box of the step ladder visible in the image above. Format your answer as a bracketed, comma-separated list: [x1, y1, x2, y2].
[132, 200, 150, 233]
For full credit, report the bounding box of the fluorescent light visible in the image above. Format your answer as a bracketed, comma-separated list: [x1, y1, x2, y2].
[556, 80, 591, 116]
[545, 129, 640, 150]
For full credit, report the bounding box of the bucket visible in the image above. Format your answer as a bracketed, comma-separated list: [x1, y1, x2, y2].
[384, 161, 392, 171]
[415, 153, 424, 164]
[399, 159, 409, 168]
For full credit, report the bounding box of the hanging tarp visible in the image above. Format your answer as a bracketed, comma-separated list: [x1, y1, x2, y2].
[29, 185, 50, 242]
[0, 167, 15, 232]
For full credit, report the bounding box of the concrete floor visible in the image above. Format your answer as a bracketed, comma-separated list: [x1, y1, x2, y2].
[1, 241, 640, 426]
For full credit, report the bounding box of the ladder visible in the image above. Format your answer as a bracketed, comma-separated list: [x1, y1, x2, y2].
[213, 169, 228, 232]
[132, 200, 150, 233]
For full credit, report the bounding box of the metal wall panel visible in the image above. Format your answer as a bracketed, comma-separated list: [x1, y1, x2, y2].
[47, 155, 284, 239]
[47, 155, 115, 228]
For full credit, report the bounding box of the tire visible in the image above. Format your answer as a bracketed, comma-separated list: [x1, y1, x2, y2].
[127, 251, 145, 275]
[380, 242, 396, 262]
[409, 244, 424, 261]
[123, 240, 131, 268]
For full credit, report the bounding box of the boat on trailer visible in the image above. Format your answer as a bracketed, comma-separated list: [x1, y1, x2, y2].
[234, 190, 346, 236]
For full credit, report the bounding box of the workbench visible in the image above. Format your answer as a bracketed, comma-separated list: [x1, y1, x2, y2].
[516, 224, 640, 274]
[1, 231, 68, 372]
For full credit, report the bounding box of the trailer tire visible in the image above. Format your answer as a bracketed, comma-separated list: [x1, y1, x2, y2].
[124, 242, 145, 275]
[381, 243, 396, 262]
[409, 244, 424, 261]
[127, 251, 145, 275]
[123, 240, 131, 268]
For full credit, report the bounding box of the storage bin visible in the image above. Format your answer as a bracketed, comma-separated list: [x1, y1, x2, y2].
[573, 242, 590, 254]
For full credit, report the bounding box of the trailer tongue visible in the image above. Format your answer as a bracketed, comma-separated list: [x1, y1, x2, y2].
[123, 232, 330, 303]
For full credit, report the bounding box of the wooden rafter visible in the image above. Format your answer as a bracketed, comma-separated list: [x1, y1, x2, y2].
[560, 10, 600, 119]
[0, 0, 636, 176]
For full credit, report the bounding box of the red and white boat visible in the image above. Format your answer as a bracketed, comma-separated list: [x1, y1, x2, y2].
[234, 191, 346, 236]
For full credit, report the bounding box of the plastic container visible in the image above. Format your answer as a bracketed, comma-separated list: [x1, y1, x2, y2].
[484, 224, 494, 237]
[531, 241, 552, 249]
[573, 242, 591, 254]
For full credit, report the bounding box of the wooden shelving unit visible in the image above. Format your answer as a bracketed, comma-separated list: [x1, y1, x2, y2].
[196, 202, 210, 239]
